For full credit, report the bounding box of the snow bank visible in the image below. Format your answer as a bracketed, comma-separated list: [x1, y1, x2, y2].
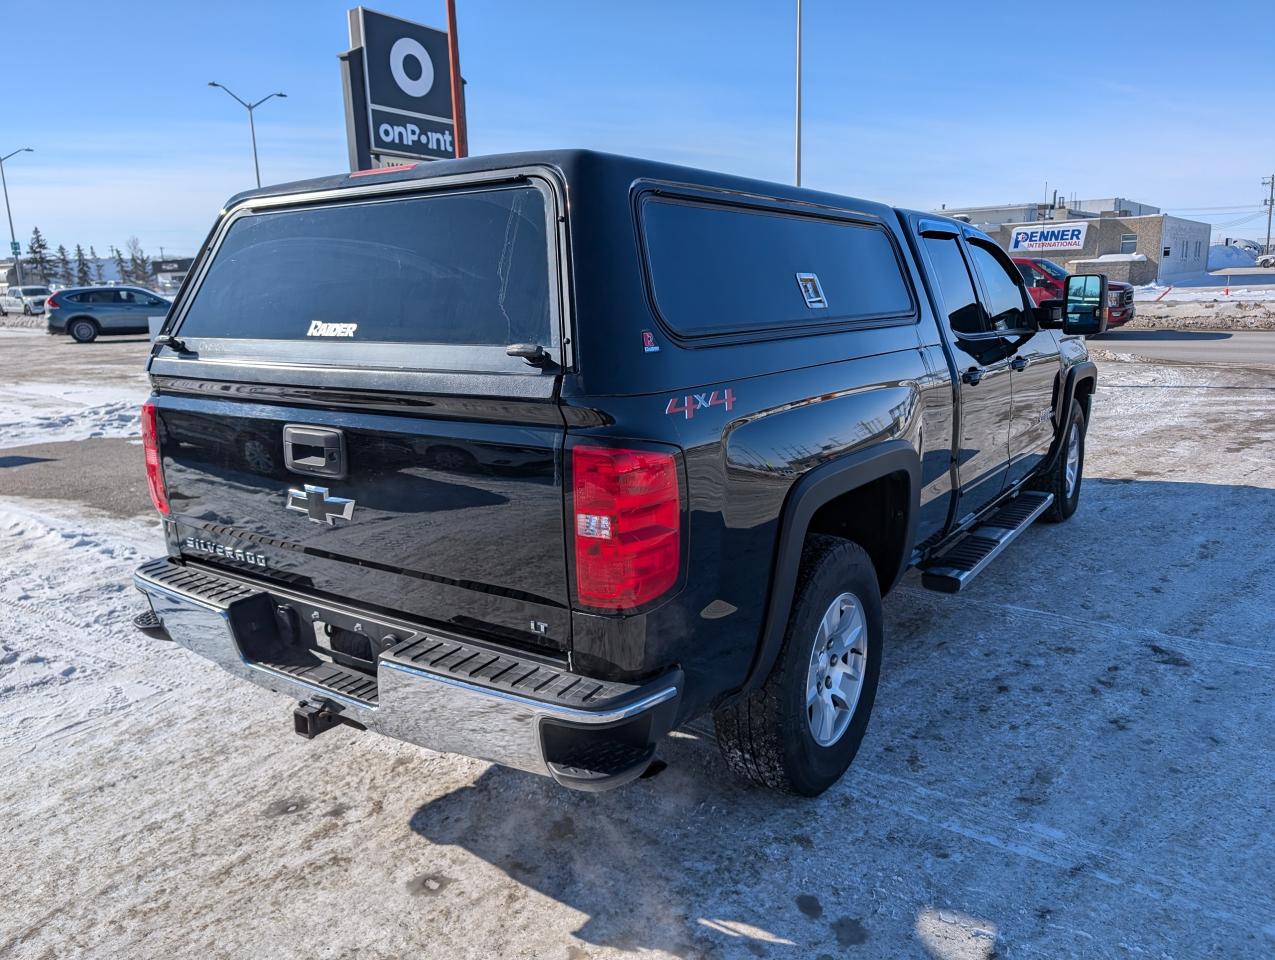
[1091, 253, 1148, 262]
[1208, 244, 1257, 270]
[1134, 284, 1275, 303]
[0, 382, 149, 449]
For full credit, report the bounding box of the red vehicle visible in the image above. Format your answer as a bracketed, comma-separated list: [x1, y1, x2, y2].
[1013, 257, 1135, 330]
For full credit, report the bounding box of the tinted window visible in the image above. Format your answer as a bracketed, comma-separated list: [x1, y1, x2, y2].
[178, 186, 551, 347]
[1015, 263, 1034, 282]
[1036, 259, 1069, 280]
[21, 287, 49, 296]
[86, 290, 116, 303]
[967, 242, 1028, 330]
[921, 237, 983, 335]
[641, 198, 912, 337]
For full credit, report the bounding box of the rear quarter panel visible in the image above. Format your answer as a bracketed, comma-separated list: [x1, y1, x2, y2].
[563, 329, 931, 720]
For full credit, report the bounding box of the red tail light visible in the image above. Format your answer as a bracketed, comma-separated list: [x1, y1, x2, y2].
[140, 402, 170, 515]
[572, 445, 681, 610]
[45, 294, 60, 309]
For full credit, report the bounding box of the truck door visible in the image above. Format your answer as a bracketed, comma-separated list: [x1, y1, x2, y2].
[964, 239, 1061, 486]
[915, 228, 1012, 520]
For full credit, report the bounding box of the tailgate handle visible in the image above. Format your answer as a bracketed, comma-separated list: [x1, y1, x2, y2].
[283, 425, 346, 479]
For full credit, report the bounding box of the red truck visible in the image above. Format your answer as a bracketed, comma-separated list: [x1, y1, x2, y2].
[1013, 257, 1134, 330]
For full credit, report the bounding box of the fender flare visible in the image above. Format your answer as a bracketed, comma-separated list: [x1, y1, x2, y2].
[735, 439, 921, 699]
[1042, 360, 1097, 473]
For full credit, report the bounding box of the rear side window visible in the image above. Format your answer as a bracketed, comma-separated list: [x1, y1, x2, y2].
[641, 198, 913, 337]
[177, 186, 552, 347]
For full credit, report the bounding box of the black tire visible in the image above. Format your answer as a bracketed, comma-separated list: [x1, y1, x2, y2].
[23, 303, 32, 316]
[1031, 399, 1086, 523]
[69, 318, 99, 343]
[713, 535, 883, 796]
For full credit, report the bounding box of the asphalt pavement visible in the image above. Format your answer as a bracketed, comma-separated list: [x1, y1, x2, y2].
[1097, 328, 1275, 365]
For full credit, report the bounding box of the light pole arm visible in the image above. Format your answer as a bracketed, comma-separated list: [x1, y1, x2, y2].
[209, 83, 250, 110]
[249, 92, 286, 110]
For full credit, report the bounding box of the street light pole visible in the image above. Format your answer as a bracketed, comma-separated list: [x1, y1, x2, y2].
[794, 0, 803, 187]
[208, 83, 287, 188]
[0, 147, 33, 286]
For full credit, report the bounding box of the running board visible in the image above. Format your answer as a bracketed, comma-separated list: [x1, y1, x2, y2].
[920, 491, 1054, 593]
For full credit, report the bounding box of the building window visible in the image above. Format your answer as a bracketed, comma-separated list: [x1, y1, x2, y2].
[1194, 241, 1201, 259]
[1119, 234, 1137, 254]
[1163, 246, 1171, 258]
[1181, 241, 1188, 258]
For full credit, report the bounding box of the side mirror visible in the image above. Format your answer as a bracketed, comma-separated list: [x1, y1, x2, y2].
[1036, 299, 1064, 328]
[1063, 274, 1108, 336]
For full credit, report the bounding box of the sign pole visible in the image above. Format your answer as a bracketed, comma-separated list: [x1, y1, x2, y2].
[446, 0, 468, 158]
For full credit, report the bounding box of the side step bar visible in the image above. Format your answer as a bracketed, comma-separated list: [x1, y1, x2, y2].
[920, 491, 1054, 593]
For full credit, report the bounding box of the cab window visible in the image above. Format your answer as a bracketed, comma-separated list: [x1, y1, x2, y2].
[967, 241, 1029, 330]
[921, 236, 984, 335]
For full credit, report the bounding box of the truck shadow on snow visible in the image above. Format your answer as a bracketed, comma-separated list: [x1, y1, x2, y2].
[405, 477, 1275, 957]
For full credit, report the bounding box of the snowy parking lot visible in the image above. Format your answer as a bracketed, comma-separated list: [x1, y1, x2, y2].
[2, 332, 1275, 958]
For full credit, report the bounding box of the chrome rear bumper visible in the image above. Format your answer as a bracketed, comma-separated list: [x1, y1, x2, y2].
[133, 557, 680, 790]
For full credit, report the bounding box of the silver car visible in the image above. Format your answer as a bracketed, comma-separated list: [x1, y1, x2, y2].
[44, 286, 170, 343]
[0, 285, 51, 315]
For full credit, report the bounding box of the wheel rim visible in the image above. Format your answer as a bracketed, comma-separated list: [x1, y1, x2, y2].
[74, 322, 92, 340]
[805, 591, 868, 747]
[1064, 421, 1081, 499]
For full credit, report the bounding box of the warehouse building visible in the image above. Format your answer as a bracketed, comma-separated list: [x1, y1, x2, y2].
[938, 198, 1210, 284]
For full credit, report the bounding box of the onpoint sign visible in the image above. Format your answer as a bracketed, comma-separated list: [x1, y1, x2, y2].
[1008, 222, 1090, 253]
[349, 7, 461, 163]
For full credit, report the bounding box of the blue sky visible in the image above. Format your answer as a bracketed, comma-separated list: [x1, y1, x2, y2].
[7, 0, 1273, 256]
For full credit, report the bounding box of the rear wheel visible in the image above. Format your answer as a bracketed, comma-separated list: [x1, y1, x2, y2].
[69, 318, 99, 343]
[713, 535, 882, 796]
[1032, 399, 1086, 523]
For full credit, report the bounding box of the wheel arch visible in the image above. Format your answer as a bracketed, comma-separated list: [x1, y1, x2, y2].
[734, 439, 920, 700]
[1042, 360, 1096, 474]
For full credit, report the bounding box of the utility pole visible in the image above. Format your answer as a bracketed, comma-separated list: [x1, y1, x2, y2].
[0, 147, 33, 286]
[208, 83, 288, 188]
[1264, 174, 1274, 256]
[794, 0, 802, 186]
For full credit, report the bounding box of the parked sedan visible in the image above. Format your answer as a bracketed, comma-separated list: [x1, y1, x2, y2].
[45, 286, 170, 343]
[0, 285, 51, 316]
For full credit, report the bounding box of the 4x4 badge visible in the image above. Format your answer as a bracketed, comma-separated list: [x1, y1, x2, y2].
[286, 484, 356, 525]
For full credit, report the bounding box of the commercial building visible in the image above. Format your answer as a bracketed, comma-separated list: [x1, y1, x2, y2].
[937, 197, 1210, 284]
[151, 257, 194, 292]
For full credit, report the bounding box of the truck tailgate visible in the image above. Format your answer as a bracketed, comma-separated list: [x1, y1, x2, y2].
[156, 392, 570, 654]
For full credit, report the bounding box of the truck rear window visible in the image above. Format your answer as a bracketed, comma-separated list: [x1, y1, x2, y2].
[640, 198, 913, 338]
[177, 186, 552, 347]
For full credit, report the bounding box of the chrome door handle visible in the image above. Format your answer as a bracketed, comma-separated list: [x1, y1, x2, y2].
[1010, 355, 1028, 372]
[961, 368, 983, 386]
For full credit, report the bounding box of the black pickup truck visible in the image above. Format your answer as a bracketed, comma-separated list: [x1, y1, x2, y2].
[132, 150, 1105, 795]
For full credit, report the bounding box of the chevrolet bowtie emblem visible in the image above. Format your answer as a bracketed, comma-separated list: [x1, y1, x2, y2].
[286, 484, 356, 525]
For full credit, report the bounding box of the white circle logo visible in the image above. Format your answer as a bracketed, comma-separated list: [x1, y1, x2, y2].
[389, 37, 434, 98]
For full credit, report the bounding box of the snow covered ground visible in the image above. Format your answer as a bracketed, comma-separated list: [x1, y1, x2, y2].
[2, 352, 1275, 958]
[0, 330, 148, 449]
[1135, 283, 1275, 303]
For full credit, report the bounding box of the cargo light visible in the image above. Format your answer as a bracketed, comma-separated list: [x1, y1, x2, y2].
[571, 445, 680, 611]
[140, 402, 170, 516]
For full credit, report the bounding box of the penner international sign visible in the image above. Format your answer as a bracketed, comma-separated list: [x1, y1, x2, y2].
[1008, 222, 1090, 253]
